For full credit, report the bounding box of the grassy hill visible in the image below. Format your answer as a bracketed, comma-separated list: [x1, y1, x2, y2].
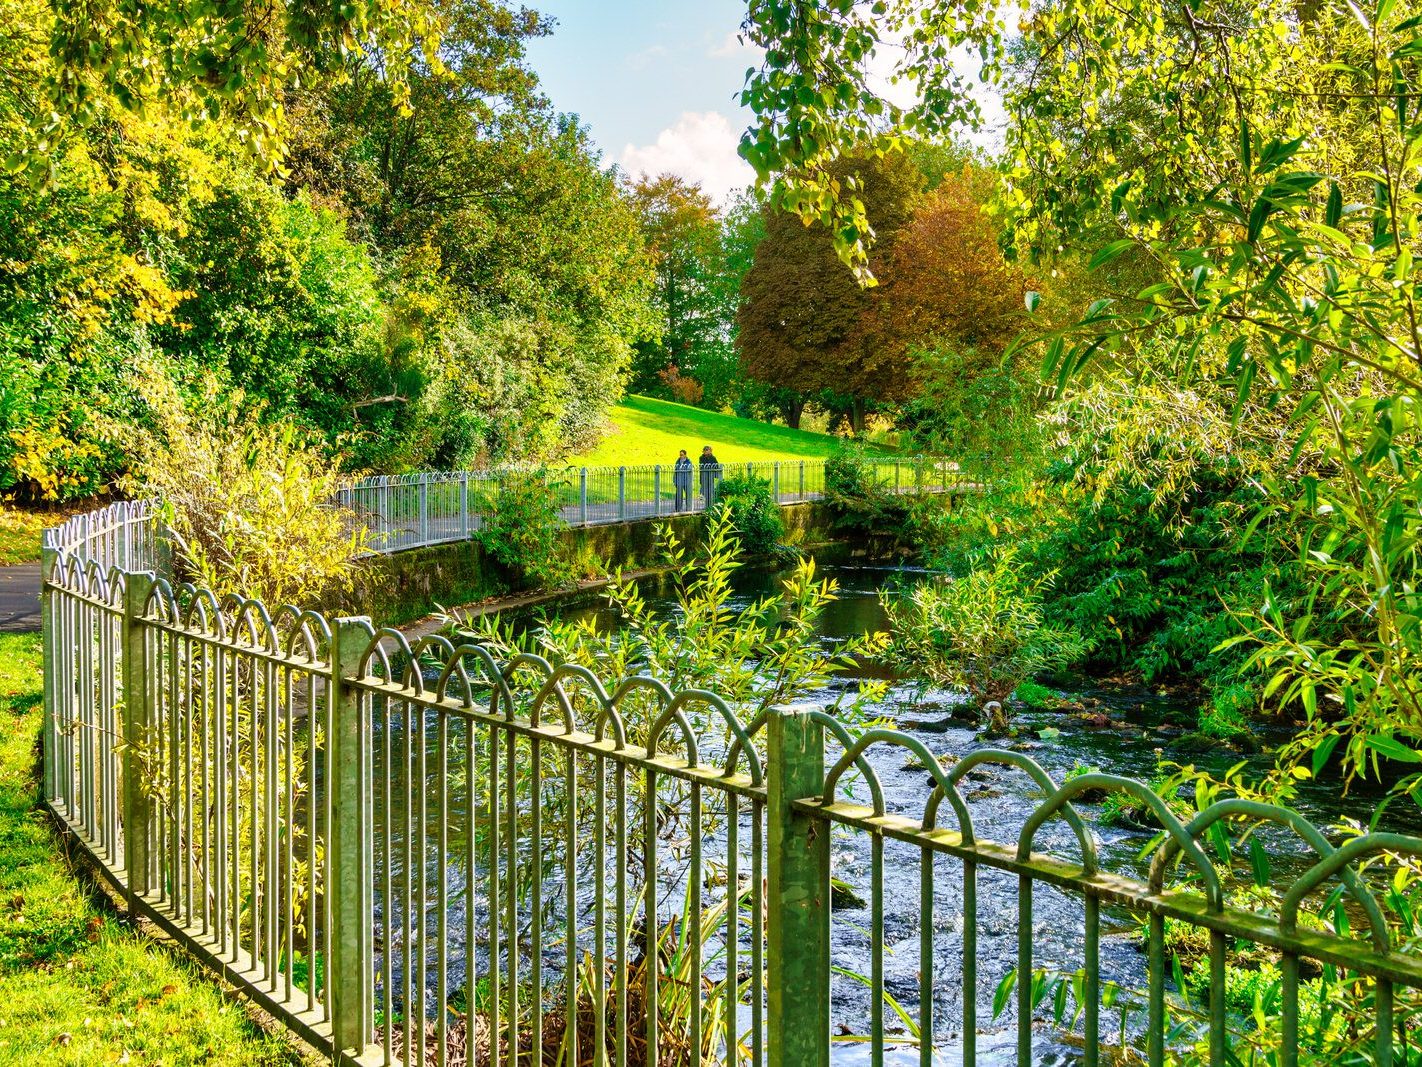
[570, 395, 875, 467]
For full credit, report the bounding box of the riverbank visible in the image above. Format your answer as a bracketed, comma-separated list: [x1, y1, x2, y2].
[0, 634, 305, 1065]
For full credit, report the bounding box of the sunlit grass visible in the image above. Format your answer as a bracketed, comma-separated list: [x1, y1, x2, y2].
[568, 395, 889, 467]
[0, 633, 301, 1066]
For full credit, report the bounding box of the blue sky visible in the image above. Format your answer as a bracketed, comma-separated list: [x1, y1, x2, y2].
[522, 2, 1004, 203]
[524, 0, 761, 202]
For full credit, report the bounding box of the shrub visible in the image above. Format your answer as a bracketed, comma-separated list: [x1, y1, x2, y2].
[1197, 684, 1256, 743]
[823, 445, 912, 540]
[883, 551, 1088, 731]
[125, 372, 368, 606]
[471, 470, 575, 591]
[711, 474, 786, 558]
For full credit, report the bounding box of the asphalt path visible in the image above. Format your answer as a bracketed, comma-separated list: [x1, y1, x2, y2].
[0, 564, 40, 633]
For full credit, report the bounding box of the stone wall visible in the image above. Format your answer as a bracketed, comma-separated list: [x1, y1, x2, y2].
[355, 499, 845, 625]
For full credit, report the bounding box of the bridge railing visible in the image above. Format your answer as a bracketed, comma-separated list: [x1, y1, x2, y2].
[39, 498, 1422, 1066]
[336, 456, 955, 553]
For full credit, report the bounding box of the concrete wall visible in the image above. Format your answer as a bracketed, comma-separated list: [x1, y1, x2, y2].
[354, 500, 844, 625]
[352, 500, 841, 625]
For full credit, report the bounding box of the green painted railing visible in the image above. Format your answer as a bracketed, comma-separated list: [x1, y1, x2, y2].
[40, 500, 1422, 1066]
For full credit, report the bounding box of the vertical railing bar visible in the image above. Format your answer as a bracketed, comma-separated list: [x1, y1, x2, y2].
[1017, 875, 1032, 1064]
[438, 710, 450, 1067]
[1282, 952, 1300, 1067]
[919, 847, 934, 1067]
[1084, 893, 1100, 1067]
[751, 797, 764, 1067]
[417, 702, 430, 1064]
[594, 749, 608, 1064]
[531, 736, 544, 1060]
[565, 740, 580, 1067]
[1147, 912, 1165, 1067]
[871, 832, 884, 1061]
[615, 758, 628, 1067]
[1208, 929, 1226, 1066]
[690, 781, 703, 1064]
[487, 723, 501, 1067]
[645, 762, 659, 1067]
[726, 794, 740, 1067]
[463, 717, 476, 1067]
[504, 730, 519, 1067]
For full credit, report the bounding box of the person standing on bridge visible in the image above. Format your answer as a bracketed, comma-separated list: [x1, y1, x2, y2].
[673, 449, 694, 511]
[699, 445, 721, 510]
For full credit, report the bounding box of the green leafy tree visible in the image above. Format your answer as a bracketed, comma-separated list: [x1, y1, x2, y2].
[626, 174, 727, 402]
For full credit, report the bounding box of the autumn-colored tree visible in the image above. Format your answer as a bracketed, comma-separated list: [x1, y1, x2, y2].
[866, 168, 1023, 361]
[736, 151, 921, 429]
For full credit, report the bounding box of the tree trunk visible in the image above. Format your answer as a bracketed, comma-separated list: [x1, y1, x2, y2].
[784, 396, 805, 429]
[850, 396, 866, 436]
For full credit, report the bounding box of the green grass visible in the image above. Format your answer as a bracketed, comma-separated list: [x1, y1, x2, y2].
[568, 395, 882, 467]
[0, 634, 301, 1066]
[0, 507, 49, 567]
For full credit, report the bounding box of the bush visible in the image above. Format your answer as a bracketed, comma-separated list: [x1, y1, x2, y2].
[823, 445, 912, 539]
[711, 475, 786, 558]
[883, 551, 1088, 731]
[471, 471, 576, 592]
[125, 372, 368, 606]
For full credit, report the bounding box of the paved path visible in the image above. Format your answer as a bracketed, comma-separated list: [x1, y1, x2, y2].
[0, 564, 40, 633]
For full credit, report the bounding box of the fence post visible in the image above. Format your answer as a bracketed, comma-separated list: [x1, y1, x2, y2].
[40, 547, 58, 806]
[767, 706, 831, 1067]
[460, 472, 470, 540]
[580, 468, 589, 526]
[120, 571, 156, 904]
[799, 460, 806, 500]
[915, 455, 924, 492]
[618, 466, 627, 521]
[773, 461, 781, 500]
[418, 477, 429, 544]
[654, 465, 662, 517]
[329, 618, 373, 1055]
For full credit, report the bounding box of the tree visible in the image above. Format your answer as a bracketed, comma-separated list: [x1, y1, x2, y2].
[288, 0, 658, 460]
[736, 151, 921, 430]
[34, 0, 444, 170]
[741, 0, 1422, 795]
[626, 174, 727, 402]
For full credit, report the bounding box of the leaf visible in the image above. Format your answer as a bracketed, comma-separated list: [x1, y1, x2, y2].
[1248, 837, 1271, 887]
[1247, 196, 1274, 242]
[1325, 181, 1344, 229]
[1024, 290, 1040, 313]
[1311, 733, 1341, 776]
[1365, 735, 1422, 763]
[1088, 238, 1136, 271]
[992, 969, 1017, 1018]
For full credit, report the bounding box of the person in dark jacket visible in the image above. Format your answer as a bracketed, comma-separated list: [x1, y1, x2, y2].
[698, 446, 721, 509]
[673, 449, 694, 511]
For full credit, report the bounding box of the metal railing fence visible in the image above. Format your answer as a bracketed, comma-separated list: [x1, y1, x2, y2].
[39, 499, 1422, 1066]
[336, 457, 956, 553]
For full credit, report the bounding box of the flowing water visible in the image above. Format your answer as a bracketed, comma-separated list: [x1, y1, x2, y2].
[380, 557, 1418, 1064]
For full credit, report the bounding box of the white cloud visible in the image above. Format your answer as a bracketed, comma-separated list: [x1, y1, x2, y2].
[709, 30, 762, 61]
[625, 43, 669, 71]
[619, 111, 756, 206]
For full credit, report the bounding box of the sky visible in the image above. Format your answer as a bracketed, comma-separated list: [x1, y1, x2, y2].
[523, 2, 1006, 205]
[524, 0, 761, 204]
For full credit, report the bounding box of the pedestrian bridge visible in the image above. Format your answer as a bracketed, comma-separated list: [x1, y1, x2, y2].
[338, 456, 957, 553]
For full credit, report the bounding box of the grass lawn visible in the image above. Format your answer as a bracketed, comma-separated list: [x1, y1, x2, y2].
[0, 502, 98, 567]
[568, 395, 885, 468]
[0, 633, 302, 1066]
